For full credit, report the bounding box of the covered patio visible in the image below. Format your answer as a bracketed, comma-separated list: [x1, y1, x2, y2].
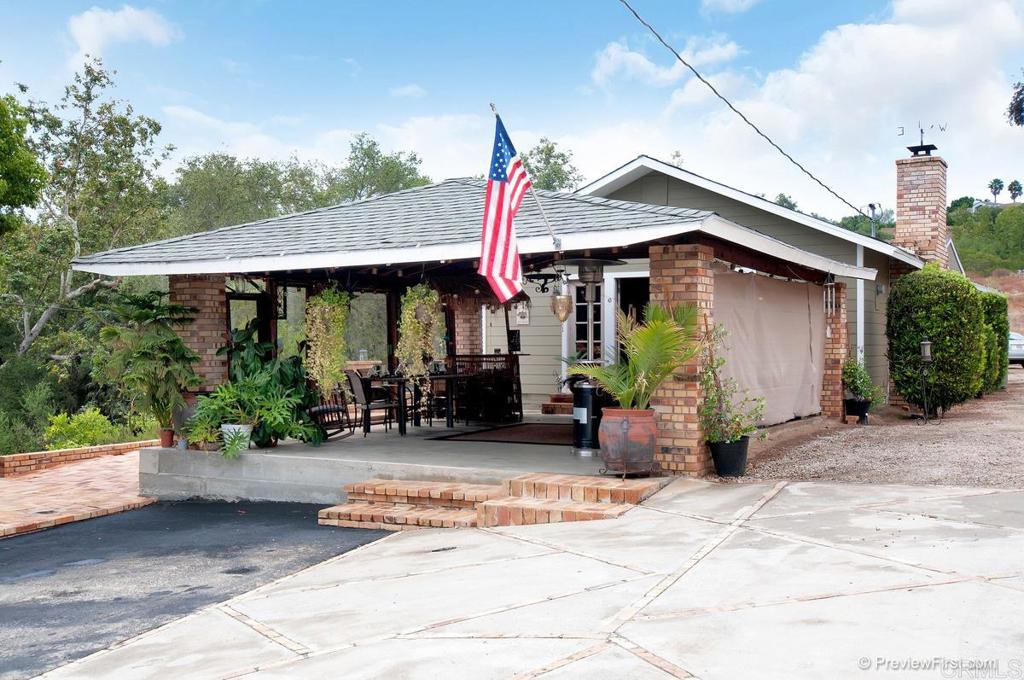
[75, 177, 876, 511]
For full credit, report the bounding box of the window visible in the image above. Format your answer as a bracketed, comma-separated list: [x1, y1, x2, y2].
[573, 283, 602, 360]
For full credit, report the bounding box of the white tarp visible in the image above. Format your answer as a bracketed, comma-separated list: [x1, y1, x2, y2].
[712, 270, 825, 426]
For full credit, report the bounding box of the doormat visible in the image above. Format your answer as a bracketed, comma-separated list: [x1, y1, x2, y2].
[433, 423, 573, 446]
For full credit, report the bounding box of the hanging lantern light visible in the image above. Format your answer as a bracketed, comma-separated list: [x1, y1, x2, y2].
[550, 274, 573, 323]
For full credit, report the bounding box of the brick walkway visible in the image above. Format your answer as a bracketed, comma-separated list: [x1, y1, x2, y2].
[0, 451, 154, 538]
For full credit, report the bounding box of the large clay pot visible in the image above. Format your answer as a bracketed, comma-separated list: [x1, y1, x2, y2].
[598, 408, 658, 477]
[159, 428, 174, 447]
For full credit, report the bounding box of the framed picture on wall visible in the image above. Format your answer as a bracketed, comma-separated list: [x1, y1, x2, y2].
[513, 301, 530, 326]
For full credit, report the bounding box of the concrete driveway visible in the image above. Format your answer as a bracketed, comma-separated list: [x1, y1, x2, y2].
[36, 479, 1024, 679]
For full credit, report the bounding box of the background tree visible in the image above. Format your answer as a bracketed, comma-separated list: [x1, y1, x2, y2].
[838, 209, 895, 241]
[331, 133, 430, 201]
[774, 193, 798, 210]
[1008, 180, 1022, 203]
[988, 178, 1004, 202]
[521, 138, 583, 191]
[949, 196, 977, 212]
[0, 92, 46, 236]
[1009, 70, 1024, 126]
[6, 59, 167, 356]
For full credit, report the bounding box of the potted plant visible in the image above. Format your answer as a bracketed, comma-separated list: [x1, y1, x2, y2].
[570, 304, 700, 477]
[186, 371, 308, 458]
[395, 284, 444, 381]
[99, 291, 201, 447]
[305, 289, 351, 395]
[842, 358, 883, 423]
[697, 325, 765, 476]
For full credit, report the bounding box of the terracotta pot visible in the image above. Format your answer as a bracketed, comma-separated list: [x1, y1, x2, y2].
[598, 408, 658, 477]
[159, 428, 175, 448]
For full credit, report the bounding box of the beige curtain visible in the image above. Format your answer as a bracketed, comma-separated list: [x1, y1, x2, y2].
[712, 270, 825, 426]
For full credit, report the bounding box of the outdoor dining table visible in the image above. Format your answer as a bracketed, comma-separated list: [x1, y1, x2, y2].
[367, 372, 465, 434]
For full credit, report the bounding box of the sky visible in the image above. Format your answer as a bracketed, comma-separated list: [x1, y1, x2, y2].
[2, 0, 1024, 220]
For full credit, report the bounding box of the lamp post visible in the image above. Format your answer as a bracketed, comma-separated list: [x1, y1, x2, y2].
[920, 337, 932, 424]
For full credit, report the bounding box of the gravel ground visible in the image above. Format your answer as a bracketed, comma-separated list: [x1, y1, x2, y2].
[749, 368, 1024, 487]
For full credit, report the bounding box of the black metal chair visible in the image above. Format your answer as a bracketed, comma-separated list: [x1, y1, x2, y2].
[346, 369, 396, 436]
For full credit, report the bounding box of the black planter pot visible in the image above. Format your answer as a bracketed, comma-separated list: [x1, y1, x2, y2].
[843, 397, 871, 424]
[709, 437, 749, 477]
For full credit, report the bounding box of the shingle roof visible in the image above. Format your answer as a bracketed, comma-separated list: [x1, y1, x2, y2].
[73, 178, 710, 272]
[71, 177, 876, 280]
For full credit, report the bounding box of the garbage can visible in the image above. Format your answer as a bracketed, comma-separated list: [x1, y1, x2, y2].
[570, 378, 602, 457]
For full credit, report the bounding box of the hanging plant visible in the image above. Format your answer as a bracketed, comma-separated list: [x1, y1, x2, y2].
[395, 284, 443, 380]
[305, 288, 351, 394]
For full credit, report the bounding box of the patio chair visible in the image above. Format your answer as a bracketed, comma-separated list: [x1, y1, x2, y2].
[346, 369, 397, 436]
[306, 387, 355, 440]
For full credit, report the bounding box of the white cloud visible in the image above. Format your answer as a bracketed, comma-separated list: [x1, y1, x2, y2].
[389, 84, 427, 98]
[591, 34, 741, 87]
[67, 5, 179, 67]
[701, 0, 760, 13]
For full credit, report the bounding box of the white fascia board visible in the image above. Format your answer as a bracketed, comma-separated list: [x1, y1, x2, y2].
[580, 156, 923, 269]
[72, 222, 704, 277]
[701, 215, 876, 281]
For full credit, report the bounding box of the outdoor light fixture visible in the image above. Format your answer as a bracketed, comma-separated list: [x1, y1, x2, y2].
[550, 274, 573, 323]
[919, 336, 933, 424]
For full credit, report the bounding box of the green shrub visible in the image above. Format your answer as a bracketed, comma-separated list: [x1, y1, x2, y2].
[886, 265, 985, 414]
[44, 408, 122, 450]
[0, 413, 43, 455]
[980, 292, 1010, 392]
[841, 358, 883, 407]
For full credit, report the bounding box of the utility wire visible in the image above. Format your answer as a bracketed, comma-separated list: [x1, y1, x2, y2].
[618, 0, 872, 222]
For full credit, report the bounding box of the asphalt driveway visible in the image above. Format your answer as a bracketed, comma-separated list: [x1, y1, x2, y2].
[0, 502, 384, 680]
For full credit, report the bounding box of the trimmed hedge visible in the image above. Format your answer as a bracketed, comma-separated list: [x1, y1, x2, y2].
[980, 292, 1010, 392]
[886, 265, 985, 413]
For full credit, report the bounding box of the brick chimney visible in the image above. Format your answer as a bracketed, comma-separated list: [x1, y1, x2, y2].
[893, 144, 949, 268]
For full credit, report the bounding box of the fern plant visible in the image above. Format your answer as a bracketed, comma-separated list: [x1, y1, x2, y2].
[569, 304, 700, 410]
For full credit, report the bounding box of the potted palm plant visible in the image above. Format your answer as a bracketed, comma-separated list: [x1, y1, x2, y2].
[570, 304, 700, 477]
[842, 358, 883, 423]
[697, 325, 765, 476]
[99, 292, 201, 447]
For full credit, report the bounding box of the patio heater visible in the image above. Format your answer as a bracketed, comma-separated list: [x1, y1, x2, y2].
[560, 258, 624, 457]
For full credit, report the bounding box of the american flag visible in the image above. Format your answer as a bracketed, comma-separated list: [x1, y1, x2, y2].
[479, 115, 530, 303]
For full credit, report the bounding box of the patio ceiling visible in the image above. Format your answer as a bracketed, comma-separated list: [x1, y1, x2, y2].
[72, 178, 876, 281]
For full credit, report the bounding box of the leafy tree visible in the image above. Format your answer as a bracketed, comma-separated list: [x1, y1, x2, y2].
[1008, 180, 1022, 203]
[1009, 70, 1024, 127]
[521, 138, 583, 192]
[774, 193, 798, 210]
[4, 59, 168, 356]
[949, 196, 976, 212]
[0, 93, 46, 236]
[332, 133, 430, 201]
[838, 209, 894, 241]
[988, 178, 1004, 202]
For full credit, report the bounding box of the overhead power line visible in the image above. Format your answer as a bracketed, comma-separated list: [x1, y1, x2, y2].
[617, 0, 871, 222]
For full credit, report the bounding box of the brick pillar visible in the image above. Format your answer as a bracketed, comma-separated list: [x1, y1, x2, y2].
[893, 153, 949, 268]
[649, 244, 714, 476]
[451, 297, 482, 355]
[169, 274, 229, 393]
[821, 282, 848, 419]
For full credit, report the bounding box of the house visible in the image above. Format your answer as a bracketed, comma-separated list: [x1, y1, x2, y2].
[74, 175, 875, 478]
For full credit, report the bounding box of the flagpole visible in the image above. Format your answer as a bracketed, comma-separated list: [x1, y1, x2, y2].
[490, 103, 562, 253]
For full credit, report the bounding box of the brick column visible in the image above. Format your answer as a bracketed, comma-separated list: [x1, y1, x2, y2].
[169, 274, 229, 393]
[821, 281, 848, 419]
[649, 244, 714, 476]
[450, 297, 482, 355]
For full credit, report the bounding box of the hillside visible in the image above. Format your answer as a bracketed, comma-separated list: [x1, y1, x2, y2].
[970, 272, 1024, 333]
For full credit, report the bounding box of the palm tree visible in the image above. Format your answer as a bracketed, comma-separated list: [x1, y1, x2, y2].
[1009, 180, 1022, 203]
[989, 178, 1005, 203]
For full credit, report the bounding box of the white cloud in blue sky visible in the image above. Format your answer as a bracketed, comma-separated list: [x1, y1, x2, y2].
[390, 84, 427, 99]
[67, 5, 179, 67]
[701, 0, 761, 14]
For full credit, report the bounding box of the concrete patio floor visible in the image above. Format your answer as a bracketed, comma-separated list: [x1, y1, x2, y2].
[37, 478, 1024, 679]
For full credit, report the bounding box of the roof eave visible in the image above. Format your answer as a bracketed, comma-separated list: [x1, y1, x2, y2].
[578, 155, 922, 269]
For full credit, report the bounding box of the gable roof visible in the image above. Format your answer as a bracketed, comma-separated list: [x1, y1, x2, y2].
[577, 155, 924, 269]
[72, 178, 875, 280]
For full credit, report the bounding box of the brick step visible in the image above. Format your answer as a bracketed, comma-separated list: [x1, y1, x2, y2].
[548, 393, 573, 404]
[506, 474, 669, 505]
[344, 479, 507, 509]
[540, 403, 573, 415]
[319, 502, 478, 531]
[477, 497, 632, 527]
